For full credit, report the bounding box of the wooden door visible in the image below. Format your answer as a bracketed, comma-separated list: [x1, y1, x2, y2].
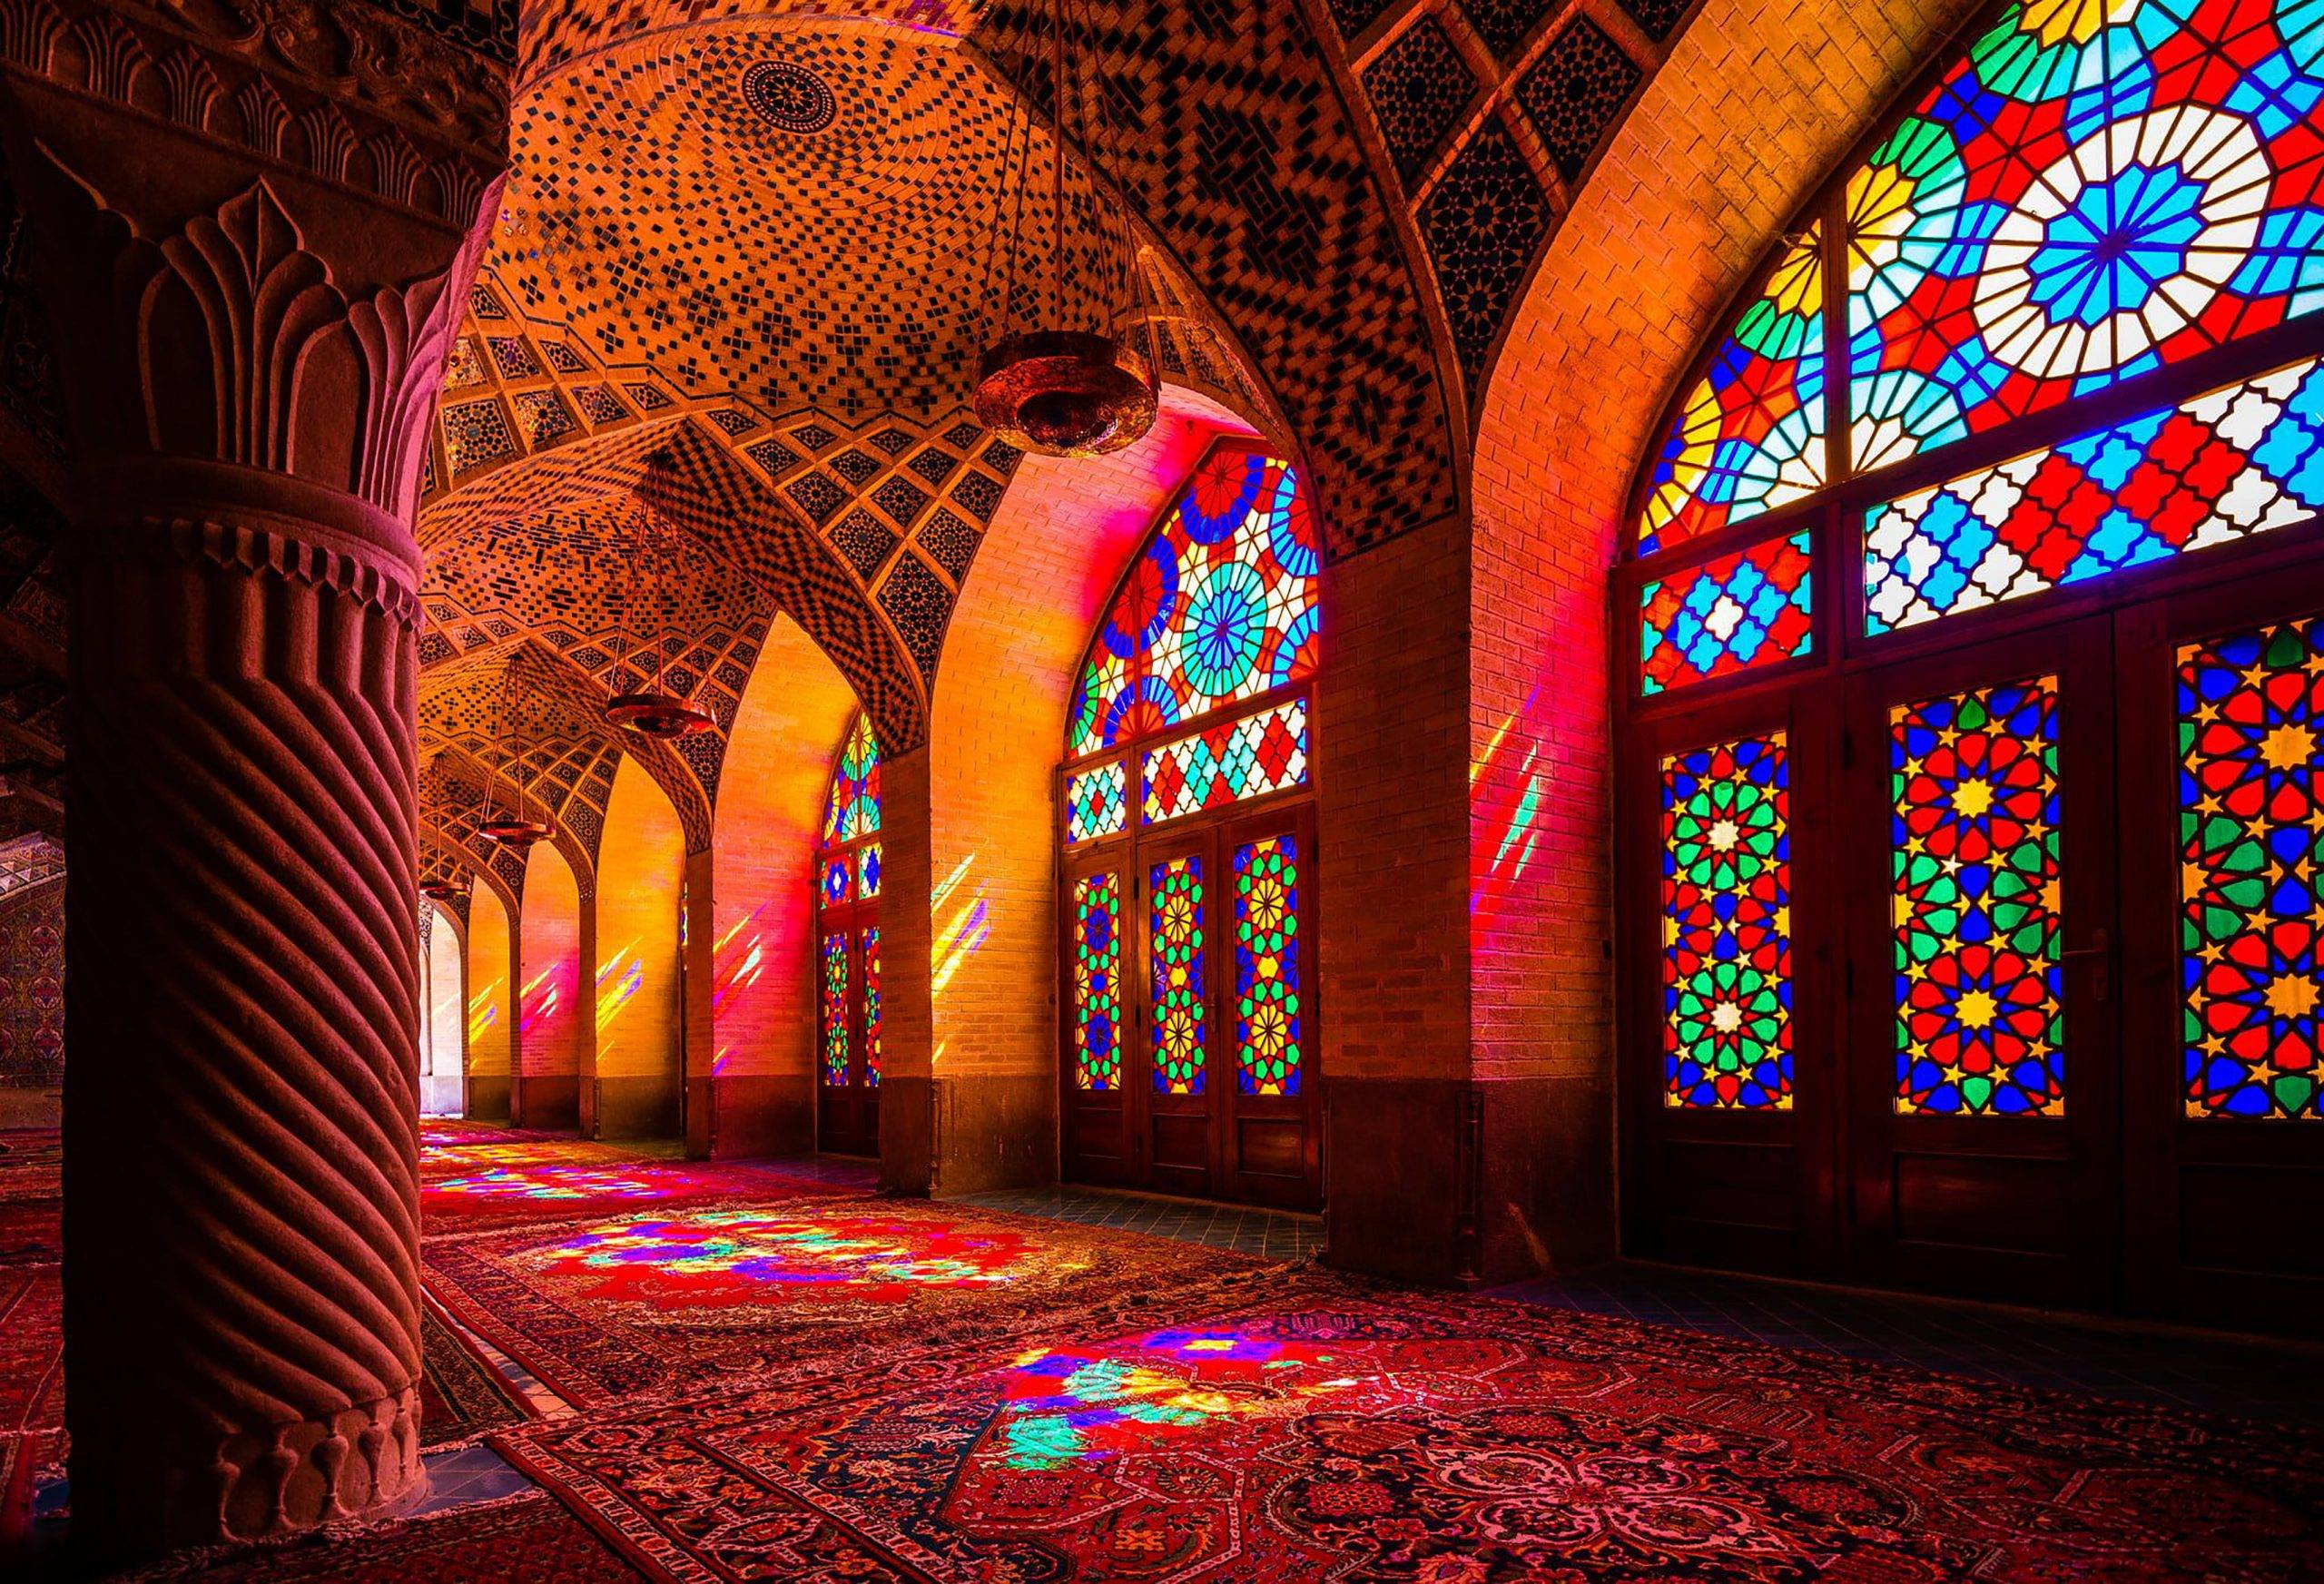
[1620, 685, 1840, 1274]
[815, 922, 880, 1156]
[2118, 564, 2324, 1331]
[1059, 844, 1133, 1186]
[1840, 620, 2122, 1310]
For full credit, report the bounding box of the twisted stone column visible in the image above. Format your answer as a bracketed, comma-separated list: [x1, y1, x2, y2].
[64, 460, 428, 1545]
[0, 0, 507, 1555]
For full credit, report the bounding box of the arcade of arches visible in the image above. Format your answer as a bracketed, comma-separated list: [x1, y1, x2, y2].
[3, 0, 2323, 1573]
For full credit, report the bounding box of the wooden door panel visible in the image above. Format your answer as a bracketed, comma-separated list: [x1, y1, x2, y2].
[2116, 565, 2324, 1332]
[1841, 619, 2119, 1309]
[1619, 689, 1837, 1275]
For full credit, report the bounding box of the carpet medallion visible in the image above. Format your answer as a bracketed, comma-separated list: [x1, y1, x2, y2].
[425, 1199, 1278, 1409]
[490, 1278, 2324, 1582]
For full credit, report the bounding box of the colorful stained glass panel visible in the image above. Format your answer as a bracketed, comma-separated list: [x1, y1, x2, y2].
[1892, 679, 2063, 1116]
[820, 931, 848, 1087]
[1068, 450, 1320, 757]
[1846, 0, 2324, 474]
[1233, 835, 1303, 1097]
[2180, 618, 2324, 1118]
[1640, 532, 1815, 694]
[858, 843, 882, 900]
[821, 854, 851, 906]
[1639, 226, 1827, 554]
[1143, 699, 1310, 824]
[1072, 871, 1122, 1092]
[1065, 762, 1129, 842]
[1866, 358, 2324, 632]
[1662, 735, 1792, 1108]
[1149, 857, 1206, 1095]
[822, 713, 881, 843]
[862, 925, 882, 1088]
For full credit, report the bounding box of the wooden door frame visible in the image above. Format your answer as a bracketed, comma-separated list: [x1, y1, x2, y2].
[2116, 557, 2324, 1331]
[1616, 681, 1841, 1276]
[1838, 617, 2122, 1310]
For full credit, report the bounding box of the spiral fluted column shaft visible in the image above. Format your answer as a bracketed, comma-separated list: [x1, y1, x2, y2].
[63, 461, 427, 1552]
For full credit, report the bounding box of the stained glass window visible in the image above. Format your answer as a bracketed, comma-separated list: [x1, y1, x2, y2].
[822, 713, 881, 843]
[1142, 699, 1310, 824]
[821, 855, 850, 906]
[1846, 0, 2324, 474]
[858, 843, 882, 900]
[1662, 734, 1792, 1108]
[1071, 871, 1122, 1091]
[1639, 226, 1827, 554]
[862, 925, 882, 1088]
[1867, 357, 2324, 631]
[2180, 618, 2324, 1118]
[1233, 835, 1303, 1097]
[1150, 857, 1206, 1095]
[1892, 679, 2064, 1116]
[1640, 532, 1815, 694]
[1067, 450, 1319, 758]
[1065, 762, 1129, 842]
[820, 931, 848, 1087]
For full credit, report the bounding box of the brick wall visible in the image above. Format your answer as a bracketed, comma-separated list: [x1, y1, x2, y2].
[466, 888, 513, 1080]
[596, 759, 684, 1132]
[713, 615, 859, 1083]
[1464, 0, 1981, 1251]
[518, 841, 585, 1082]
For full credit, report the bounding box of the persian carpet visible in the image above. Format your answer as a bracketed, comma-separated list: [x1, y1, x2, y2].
[0, 1262, 61, 1550]
[490, 1273, 2324, 1583]
[0, 1195, 58, 1265]
[419, 1299, 536, 1449]
[422, 1154, 856, 1235]
[156, 1491, 638, 1582]
[425, 1197, 1283, 1409]
[0, 1127, 58, 1202]
[420, 1120, 558, 1150]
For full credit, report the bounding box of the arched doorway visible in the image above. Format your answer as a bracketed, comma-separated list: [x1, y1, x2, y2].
[1058, 443, 1323, 1208]
[816, 711, 881, 1156]
[419, 902, 465, 1117]
[1616, 0, 2324, 1327]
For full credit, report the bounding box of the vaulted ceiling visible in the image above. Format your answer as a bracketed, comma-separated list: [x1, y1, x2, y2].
[414, 0, 1707, 898]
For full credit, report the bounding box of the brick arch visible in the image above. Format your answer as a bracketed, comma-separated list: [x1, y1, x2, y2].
[1462, 0, 1979, 1110]
[911, 386, 1256, 1143]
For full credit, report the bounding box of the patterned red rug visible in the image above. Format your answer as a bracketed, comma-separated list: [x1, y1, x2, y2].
[421, 1156, 855, 1236]
[164, 1492, 637, 1581]
[418, 1299, 536, 1450]
[0, 1127, 58, 1203]
[0, 1262, 61, 1550]
[489, 1273, 2324, 1582]
[424, 1198, 1280, 1409]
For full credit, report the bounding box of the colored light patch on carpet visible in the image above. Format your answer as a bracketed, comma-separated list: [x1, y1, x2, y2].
[429, 1164, 674, 1202]
[988, 1330, 1356, 1471]
[426, 1200, 1275, 1406]
[529, 1209, 1067, 1310]
[492, 1278, 2324, 1583]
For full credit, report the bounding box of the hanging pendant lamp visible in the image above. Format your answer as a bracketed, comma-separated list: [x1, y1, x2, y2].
[419, 877, 465, 901]
[972, 0, 1157, 457]
[606, 450, 716, 740]
[479, 677, 555, 848]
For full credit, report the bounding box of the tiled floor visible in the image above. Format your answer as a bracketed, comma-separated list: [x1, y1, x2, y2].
[952, 1182, 1324, 1260]
[1495, 1260, 2324, 1428]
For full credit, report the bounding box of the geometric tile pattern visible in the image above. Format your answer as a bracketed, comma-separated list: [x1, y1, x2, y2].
[1422, 118, 1551, 379]
[1362, 17, 1477, 191]
[1515, 16, 1643, 182]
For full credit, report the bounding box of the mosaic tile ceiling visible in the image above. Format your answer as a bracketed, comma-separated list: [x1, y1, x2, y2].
[417, 0, 1713, 898]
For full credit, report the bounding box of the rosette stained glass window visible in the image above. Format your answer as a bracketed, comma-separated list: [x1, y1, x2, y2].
[1639, 227, 1827, 555]
[862, 926, 882, 1088]
[1661, 735, 1792, 1109]
[822, 713, 881, 843]
[1892, 679, 2064, 1116]
[2180, 618, 2324, 1118]
[1067, 450, 1318, 758]
[815, 711, 881, 1099]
